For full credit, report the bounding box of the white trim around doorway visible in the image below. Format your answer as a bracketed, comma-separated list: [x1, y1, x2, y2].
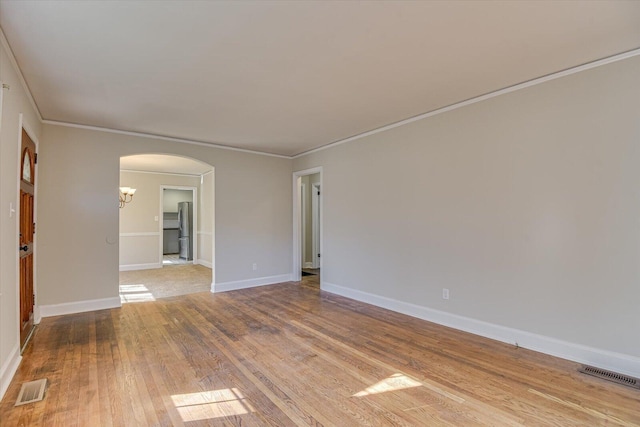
[312, 182, 321, 269]
[292, 167, 323, 282]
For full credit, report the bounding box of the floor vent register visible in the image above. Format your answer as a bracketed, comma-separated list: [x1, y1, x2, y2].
[579, 365, 639, 389]
[15, 378, 48, 406]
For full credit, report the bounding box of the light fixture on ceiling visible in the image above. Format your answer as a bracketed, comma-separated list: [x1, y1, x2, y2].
[119, 187, 136, 208]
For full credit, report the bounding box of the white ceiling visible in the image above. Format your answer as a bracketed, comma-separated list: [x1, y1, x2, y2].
[1, 1, 640, 157]
[120, 154, 212, 176]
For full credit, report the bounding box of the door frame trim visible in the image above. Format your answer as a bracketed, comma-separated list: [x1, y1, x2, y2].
[159, 185, 198, 265]
[300, 182, 307, 267]
[292, 167, 322, 282]
[17, 114, 40, 327]
[312, 183, 321, 269]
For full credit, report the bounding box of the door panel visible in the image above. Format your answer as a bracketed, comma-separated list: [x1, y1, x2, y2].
[20, 254, 33, 326]
[19, 129, 36, 350]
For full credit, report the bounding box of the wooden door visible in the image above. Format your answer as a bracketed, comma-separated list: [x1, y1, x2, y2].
[19, 128, 36, 349]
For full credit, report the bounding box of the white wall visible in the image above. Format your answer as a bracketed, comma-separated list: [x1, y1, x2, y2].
[198, 171, 214, 268]
[162, 188, 193, 212]
[38, 124, 292, 307]
[119, 171, 200, 269]
[293, 55, 640, 375]
[0, 38, 42, 398]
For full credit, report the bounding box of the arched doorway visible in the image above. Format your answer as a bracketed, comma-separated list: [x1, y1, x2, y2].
[118, 154, 214, 302]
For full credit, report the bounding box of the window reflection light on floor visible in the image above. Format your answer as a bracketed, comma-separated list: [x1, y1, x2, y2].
[119, 284, 156, 303]
[171, 388, 254, 422]
[353, 373, 422, 397]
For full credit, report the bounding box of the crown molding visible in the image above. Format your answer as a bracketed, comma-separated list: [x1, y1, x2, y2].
[1, 22, 288, 160]
[4, 17, 638, 162]
[0, 26, 43, 121]
[120, 169, 204, 178]
[293, 47, 640, 159]
[42, 120, 291, 159]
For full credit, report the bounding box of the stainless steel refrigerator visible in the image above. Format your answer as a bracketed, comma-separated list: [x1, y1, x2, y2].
[177, 202, 193, 260]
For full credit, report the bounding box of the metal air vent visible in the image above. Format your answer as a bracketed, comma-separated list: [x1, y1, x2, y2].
[579, 365, 639, 389]
[15, 378, 48, 406]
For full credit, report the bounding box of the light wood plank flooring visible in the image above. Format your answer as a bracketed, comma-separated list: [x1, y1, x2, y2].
[119, 264, 212, 302]
[1, 281, 638, 426]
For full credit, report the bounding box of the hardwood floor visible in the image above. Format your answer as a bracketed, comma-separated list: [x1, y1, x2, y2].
[1, 280, 638, 426]
[119, 264, 212, 302]
[300, 268, 320, 288]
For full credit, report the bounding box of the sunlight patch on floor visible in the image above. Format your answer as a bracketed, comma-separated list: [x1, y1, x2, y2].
[171, 388, 254, 422]
[163, 255, 191, 265]
[119, 283, 156, 303]
[353, 373, 422, 397]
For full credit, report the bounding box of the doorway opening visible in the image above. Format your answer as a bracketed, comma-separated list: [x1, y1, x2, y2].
[161, 186, 195, 266]
[293, 168, 322, 287]
[118, 154, 214, 302]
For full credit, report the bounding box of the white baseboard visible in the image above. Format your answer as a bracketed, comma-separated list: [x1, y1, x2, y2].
[212, 274, 292, 293]
[198, 259, 212, 268]
[321, 281, 640, 378]
[34, 306, 42, 324]
[119, 263, 162, 271]
[40, 297, 122, 318]
[0, 344, 21, 401]
[304, 262, 313, 268]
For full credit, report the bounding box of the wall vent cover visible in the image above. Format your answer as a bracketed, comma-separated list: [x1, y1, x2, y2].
[14, 378, 48, 406]
[579, 365, 639, 389]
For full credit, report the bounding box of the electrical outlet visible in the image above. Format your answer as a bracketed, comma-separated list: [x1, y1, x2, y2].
[442, 288, 450, 300]
[252, 263, 257, 271]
